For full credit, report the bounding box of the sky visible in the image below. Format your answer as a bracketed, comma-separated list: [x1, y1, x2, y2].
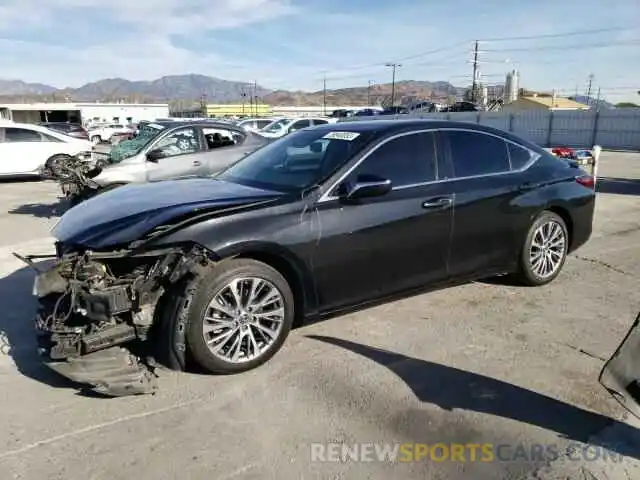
[0, 0, 639, 102]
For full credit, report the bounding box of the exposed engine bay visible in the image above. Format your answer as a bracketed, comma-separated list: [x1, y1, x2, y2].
[40, 153, 111, 204]
[21, 244, 213, 396]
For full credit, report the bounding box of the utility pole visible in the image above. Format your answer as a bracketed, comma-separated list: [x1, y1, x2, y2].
[322, 74, 327, 116]
[471, 40, 479, 103]
[385, 63, 401, 107]
[253, 80, 258, 116]
[586, 73, 594, 105]
[595, 87, 601, 111]
[367, 80, 374, 106]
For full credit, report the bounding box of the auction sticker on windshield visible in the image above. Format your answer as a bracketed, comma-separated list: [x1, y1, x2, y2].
[323, 131, 360, 141]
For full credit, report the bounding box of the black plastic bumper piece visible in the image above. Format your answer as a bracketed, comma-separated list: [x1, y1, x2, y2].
[43, 347, 158, 397]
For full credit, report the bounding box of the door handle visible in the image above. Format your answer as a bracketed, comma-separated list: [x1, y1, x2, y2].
[192, 160, 202, 166]
[517, 182, 534, 192]
[422, 197, 453, 209]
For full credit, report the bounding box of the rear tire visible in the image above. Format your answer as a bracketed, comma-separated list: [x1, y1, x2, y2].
[183, 259, 294, 374]
[515, 211, 569, 286]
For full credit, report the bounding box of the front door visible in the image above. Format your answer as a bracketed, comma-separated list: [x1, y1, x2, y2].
[146, 126, 206, 181]
[313, 131, 453, 311]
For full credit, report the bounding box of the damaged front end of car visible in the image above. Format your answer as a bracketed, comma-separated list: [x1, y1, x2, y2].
[40, 153, 109, 205]
[21, 243, 213, 397]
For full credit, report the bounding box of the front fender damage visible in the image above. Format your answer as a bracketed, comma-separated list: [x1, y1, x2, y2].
[21, 244, 215, 397]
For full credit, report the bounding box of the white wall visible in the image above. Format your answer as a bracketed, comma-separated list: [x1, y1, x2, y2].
[78, 104, 170, 124]
[340, 109, 640, 150]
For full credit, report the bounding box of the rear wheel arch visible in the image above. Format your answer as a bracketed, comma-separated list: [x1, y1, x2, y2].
[546, 205, 574, 250]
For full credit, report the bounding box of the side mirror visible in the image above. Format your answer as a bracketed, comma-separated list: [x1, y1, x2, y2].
[338, 174, 392, 201]
[146, 148, 164, 162]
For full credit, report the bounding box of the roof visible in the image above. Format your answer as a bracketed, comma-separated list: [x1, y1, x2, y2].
[311, 119, 547, 153]
[519, 96, 590, 110]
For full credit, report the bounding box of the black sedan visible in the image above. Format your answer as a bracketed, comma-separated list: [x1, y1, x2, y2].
[23, 119, 595, 396]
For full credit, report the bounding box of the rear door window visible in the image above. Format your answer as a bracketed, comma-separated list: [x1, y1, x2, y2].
[4, 128, 44, 142]
[443, 130, 510, 177]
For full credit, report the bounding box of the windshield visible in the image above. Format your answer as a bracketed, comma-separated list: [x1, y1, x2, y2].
[216, 128, 373, 193]
[262, 118, 289, 133]
[109, 123, 166, 162]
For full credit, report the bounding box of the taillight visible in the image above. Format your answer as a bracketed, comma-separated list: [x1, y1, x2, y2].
[575, 175, 595, 188]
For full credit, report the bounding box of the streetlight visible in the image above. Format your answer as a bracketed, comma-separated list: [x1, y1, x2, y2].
[385, 63, 401, 107]
[367, 80, 374, 106]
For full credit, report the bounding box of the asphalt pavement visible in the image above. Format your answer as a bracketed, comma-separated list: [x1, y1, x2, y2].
[0, 152, 639, 480]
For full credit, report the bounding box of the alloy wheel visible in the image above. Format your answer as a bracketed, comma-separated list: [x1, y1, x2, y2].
[202, 277, 286, 364]
[529, 220, 566, 279]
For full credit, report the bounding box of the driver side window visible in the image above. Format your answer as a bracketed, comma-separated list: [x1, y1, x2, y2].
[344, 132, 437, 188]
[153, 128, 200, 157]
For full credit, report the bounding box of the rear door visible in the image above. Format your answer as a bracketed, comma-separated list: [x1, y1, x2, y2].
[146, 126, 206, 181]
[600, 311, 640, 420]
[438, 129, 533, 277]
[201, 126, 250, 175]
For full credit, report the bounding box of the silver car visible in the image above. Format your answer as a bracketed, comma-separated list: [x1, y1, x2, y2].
[50, 120, 271, 205]
[91, 121, 269, 188]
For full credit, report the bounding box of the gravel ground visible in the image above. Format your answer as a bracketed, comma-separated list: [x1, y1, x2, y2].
[0, 151, 638, 480]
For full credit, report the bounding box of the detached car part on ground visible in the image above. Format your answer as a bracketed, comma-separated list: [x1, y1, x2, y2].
[19, 120, 597, 397]
[45, 121, 270, 206]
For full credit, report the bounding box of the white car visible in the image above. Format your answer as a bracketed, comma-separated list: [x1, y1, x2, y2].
[87, 123, 135, 144]
[236, 117, 280, 133]
[0, 122, 93, 178]
[257, 117, 336, 139]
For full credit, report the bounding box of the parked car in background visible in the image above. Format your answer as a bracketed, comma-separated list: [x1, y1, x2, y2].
[24, 119, 595, 396]
[354, 108, 382, 117]
[87, 123, 135, 144]
[551, 146, 575, 158]
[443, 101, 480, 112]
[39, 122, 89, 140]
[329, 109, 355, 118]
[380, 105, 409, 115]
[236, 117, 277, 133]
[257, 117, 335, 139]
[0, 122, 93, 178]
[50, 120, 270, 204]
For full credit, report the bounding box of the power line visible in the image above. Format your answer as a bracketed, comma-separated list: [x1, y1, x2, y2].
[309, 26, 636, 77]
[477, 26, 637, 42]
[310, 41, 470, 76]
[482, 39, 640, 52]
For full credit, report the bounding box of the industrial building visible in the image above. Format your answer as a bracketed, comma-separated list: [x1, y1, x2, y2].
[501, 95, 590, 112]
[0, 102, 170, 125]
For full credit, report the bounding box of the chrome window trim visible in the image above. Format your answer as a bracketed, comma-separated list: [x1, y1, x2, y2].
[317, 127, 541, 203]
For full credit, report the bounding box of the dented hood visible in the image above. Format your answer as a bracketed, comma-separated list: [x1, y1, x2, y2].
[52, 178, 281, 249]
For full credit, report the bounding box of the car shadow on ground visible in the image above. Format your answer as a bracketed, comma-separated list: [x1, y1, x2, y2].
[8, 202, 66, 218]
[306, 335, 640, 460]
[0, 263, 83, 392]
[596, 177, 640, 196]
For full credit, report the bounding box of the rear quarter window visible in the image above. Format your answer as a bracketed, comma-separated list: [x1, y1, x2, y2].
[508, 142, 537, 170]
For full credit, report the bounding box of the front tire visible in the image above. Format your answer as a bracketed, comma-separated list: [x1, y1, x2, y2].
[516, 211, 569, 286]
[184, 259, 294, 374]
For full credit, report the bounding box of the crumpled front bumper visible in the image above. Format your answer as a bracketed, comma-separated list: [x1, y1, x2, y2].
[32, 266, 159, 397]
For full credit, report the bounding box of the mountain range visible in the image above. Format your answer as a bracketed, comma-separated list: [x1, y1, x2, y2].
[0, 74, 466, 107]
